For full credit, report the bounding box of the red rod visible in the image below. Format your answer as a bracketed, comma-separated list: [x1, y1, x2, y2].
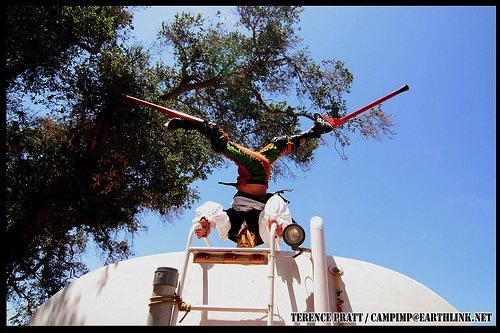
[122, 94, 205, 123]
[325, 84, 410, 126]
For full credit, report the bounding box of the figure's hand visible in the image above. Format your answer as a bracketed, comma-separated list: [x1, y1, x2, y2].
[195, 218, 211, 239]
[268, 219, 283, 238]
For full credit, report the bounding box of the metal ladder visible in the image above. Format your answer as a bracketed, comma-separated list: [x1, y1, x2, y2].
[170, 222, 280, 326]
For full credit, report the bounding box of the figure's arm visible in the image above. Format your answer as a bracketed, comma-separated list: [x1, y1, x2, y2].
[192, 201, 231, 240]
[259, 195, 293, 247]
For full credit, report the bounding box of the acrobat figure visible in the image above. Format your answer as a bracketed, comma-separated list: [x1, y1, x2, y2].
[165, 114, 333, 248]
[123, 85, 408, 248]
[122, 85, 409, 248]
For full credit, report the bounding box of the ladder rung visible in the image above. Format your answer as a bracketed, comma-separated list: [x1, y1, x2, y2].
[188, 304, 269, 314]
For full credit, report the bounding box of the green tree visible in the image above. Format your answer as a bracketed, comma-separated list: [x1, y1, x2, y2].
[5, 5, 213, 324]
[5, 5, 395, 324]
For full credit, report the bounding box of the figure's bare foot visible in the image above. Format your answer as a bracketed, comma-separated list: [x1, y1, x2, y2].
[268, 219, 283, 237]
[195, 218, 211, 239]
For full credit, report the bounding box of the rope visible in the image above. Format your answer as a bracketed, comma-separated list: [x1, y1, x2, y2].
[148, 293, 192, 324]
[148, 295, 174, 306]
[174, 294, 191, 323]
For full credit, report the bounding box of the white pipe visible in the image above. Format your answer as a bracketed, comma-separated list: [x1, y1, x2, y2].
[147, 267, 179, 326]
[171, 222, 200, 325]
[310, 216, 331, 326]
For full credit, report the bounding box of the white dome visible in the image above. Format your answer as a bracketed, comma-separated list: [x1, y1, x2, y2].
[28, 250, 461, 326]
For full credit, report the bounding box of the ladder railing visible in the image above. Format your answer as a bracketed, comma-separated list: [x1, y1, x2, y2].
[170, 221, 279, 325]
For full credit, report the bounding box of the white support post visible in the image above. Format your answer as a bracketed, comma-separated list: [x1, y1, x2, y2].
[267, 222, 278, 326]
[310, 216, 331, 325]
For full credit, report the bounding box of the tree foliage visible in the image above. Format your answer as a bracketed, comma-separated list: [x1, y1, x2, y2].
[6, 5, 214, 324]
[5, 5, 395, 324]
[156, 6, 394, 177]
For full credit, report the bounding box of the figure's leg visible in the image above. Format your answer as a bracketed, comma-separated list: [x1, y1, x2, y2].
[165, 118, 228, 152]
[166, 119, 263, 167]
[259, 113, 334, 162]
[225, 208, 246, 244]
[290, 113, 333, 147]
[239, 209, 265, 246]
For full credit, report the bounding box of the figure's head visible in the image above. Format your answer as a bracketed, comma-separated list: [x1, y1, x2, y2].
[237, 229, 257, 248]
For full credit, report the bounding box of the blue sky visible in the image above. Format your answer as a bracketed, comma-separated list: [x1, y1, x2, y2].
[82, 6, 495, 325]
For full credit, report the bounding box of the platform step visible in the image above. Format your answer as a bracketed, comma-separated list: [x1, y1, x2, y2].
[190, 247, 270, 265]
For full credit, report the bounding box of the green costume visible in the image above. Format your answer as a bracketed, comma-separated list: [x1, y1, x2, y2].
[166, 116, 332, 187]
